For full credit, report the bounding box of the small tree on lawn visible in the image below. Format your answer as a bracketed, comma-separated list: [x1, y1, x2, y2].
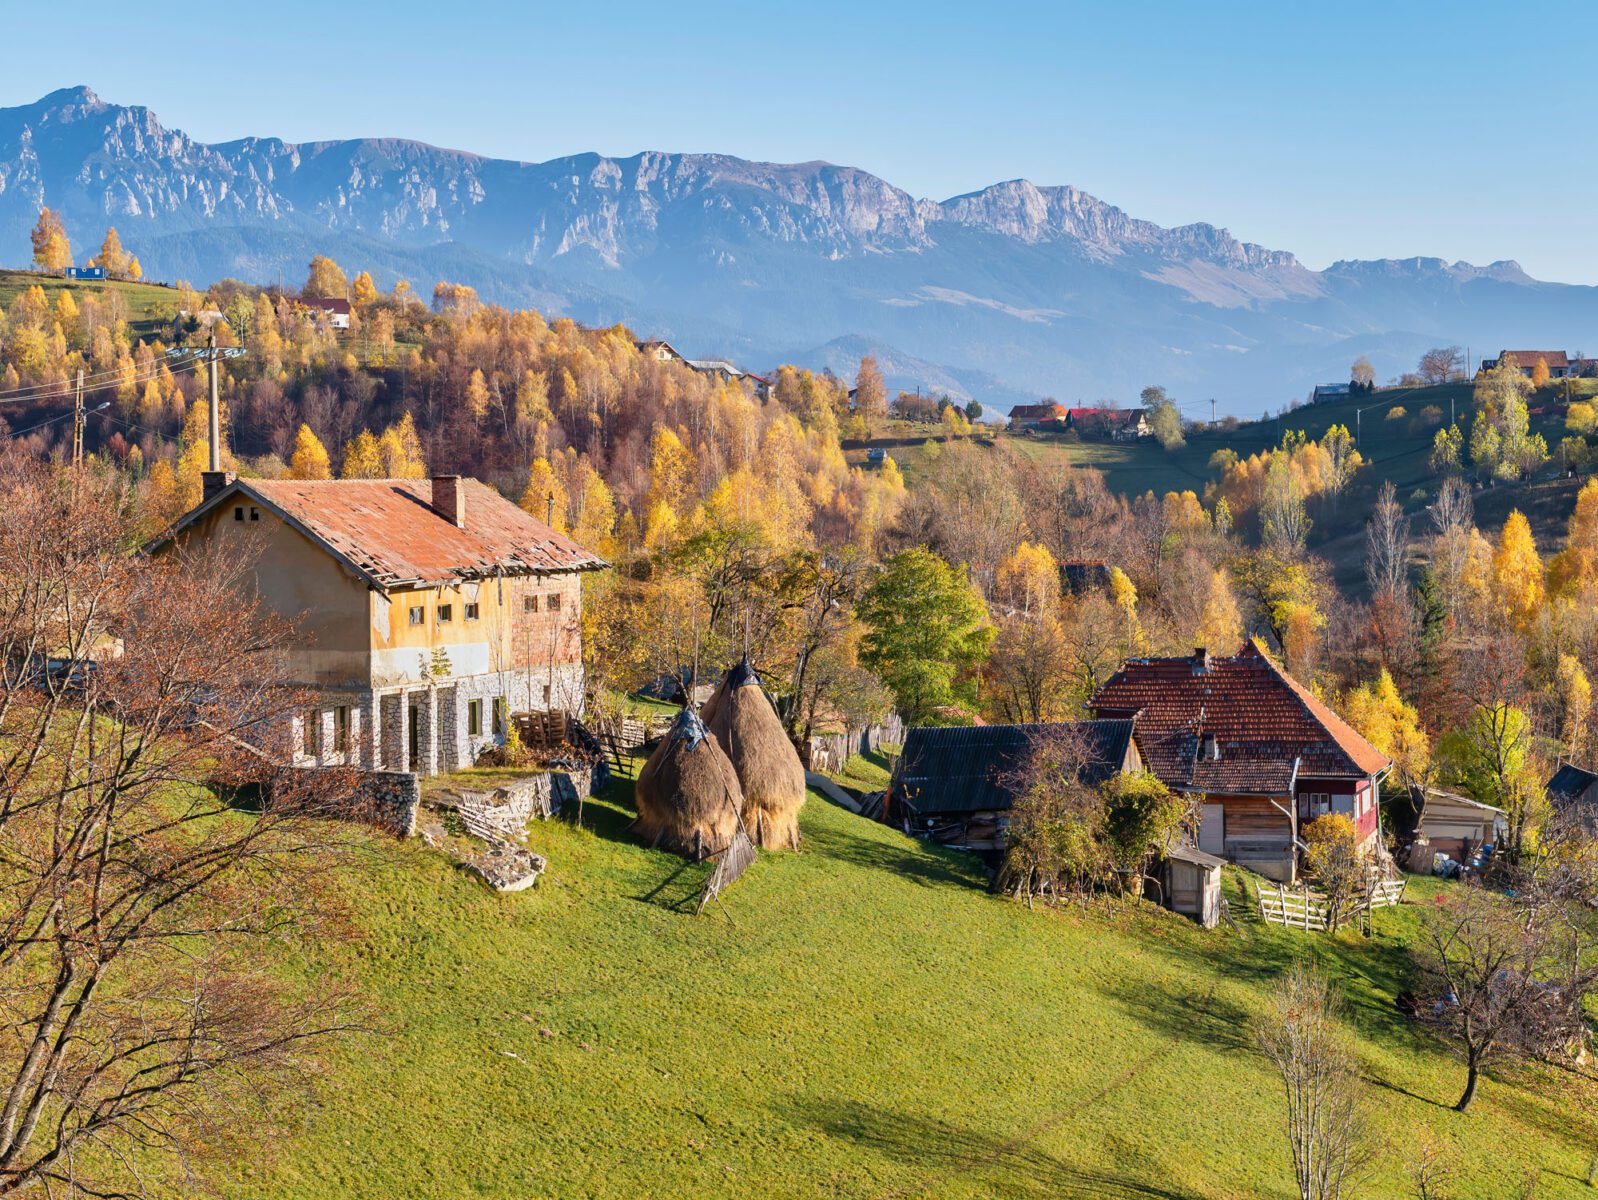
[1100, 769, 1190, 896]
[1302, 814, 1366, 932]
[997, 727, 1109, 907]
[1417, 883, 1592, 1112]
[1254, 963, 1371, 1200]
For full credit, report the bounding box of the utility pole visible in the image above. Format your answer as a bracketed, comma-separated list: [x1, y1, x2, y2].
[1210, 397, 1216, 429]
[71, 368, 84, 466]
[207, 331, 221, 471]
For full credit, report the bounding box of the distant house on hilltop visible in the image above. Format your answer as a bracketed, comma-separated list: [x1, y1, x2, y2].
[301, 296, 351, 331]
[1480, 350, 1570, 379]
[1312, 383, 1351, 404]
[1007, 402, 1069, 429]
[147, 473, 608, 777]
[1088, 641, 1390, 882]
[634, 339, 686, 365]
[1065, 407, 1150, 441]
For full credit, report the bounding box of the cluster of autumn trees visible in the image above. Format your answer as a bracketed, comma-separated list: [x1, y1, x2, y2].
[28, 208, 142, 279]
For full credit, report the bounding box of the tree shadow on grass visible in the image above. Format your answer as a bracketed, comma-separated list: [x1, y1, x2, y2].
[1101, 978, 1254, 1055]
[773, 1095, 1203, 1200]
[800, 816, 989, 892]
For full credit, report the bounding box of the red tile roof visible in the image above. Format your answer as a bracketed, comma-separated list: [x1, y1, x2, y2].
[1088, 640, 1388, 794]
[302, 296, 352, 314]
[1498, 350, 1569, 369]
[1008, 402, 1068, 420]
[158, 477, 607, 589]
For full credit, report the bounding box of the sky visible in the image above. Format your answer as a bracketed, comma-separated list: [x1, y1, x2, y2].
[5, 0, 1596, 281]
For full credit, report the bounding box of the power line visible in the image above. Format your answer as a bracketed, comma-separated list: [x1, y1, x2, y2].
[0, 348, 216, 404]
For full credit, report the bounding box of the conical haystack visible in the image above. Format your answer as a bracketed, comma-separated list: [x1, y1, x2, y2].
[633, 708, 744, 861]
[706, 658, 806, 849]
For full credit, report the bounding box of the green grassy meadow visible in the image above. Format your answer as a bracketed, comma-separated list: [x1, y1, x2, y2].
[0, 267, 180, 339]
[230, 764, 1597, 1200]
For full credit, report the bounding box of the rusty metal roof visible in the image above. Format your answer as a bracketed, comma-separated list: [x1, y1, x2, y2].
[156, 477, 608, 589]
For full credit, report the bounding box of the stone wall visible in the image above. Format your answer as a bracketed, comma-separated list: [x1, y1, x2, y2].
[427, 763, 594, 841]
[284, 766, 420, 837]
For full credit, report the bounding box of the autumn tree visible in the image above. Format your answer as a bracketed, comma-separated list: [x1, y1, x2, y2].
[858, 547, 992, 723]
[1530, 356, 1551, 390]
[92, 225, 131, 278]
[854, 356, 887, 439]
[1344, 669, 1430, 788]
[1261, 452, 1311, 554]
[28, 208, 71, 272]
[997, 728, 1110, 905]
[1489, 510, 1542, 631]
[1302, 815, 1366, 932]
[1350, 356, 1375, 391]
[0, 452, 364, 1196]
[1100, 770, 1189, 895]
[287, 422, 333, 479]
[341, 429, 383, 478]
[1254, 964, 1370, 1199]
[1430, 424, 1463, 476]
[303, 255, 348, 299]
[520, 457, 569, 531]
[351, 270, 379, 309]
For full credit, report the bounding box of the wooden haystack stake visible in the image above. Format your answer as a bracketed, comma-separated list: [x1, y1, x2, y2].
[706, 658, 806, 850]
[633, 707, 743, 861]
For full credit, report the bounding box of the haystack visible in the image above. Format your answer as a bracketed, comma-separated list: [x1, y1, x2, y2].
[632, 708, 744, 861]
[705, 658, 806, 849]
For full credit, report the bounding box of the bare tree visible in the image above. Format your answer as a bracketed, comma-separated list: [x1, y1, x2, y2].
[1254, 964, 1370, 1200]
[0, 452, 366, 1196]
[1365, 481, 1411, 600]
[1417, 883, 1594, 1112]
[1418, 346, 1463, 385]
[997, 728, 1109, 908]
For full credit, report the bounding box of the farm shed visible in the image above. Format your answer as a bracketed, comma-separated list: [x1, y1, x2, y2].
[1398, 787, 1505, 859]
[886, 719, 1139, 851]
[1149, 844, 1225, 928]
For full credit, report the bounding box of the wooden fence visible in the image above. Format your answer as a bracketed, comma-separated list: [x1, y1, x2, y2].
[1256, 874, 1407, 931]
[805, 716, 905, 774]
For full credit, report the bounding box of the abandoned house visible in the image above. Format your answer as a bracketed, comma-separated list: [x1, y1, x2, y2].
[887, 720, 1140, 852]
[1088, 641, 1391, 882]
[147, 472, 607, 776]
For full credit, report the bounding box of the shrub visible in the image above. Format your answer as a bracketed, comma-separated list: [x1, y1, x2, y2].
[1385, 405, 1407, 421]
[1303, 814, 1365, 931]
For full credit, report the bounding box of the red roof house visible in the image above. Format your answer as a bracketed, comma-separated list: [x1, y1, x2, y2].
[1007, 402, 1069, 428]
[1089, 641, 1390, 880]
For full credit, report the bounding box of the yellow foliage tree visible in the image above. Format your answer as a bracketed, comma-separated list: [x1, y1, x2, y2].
[341, 429, 383, 478]
[1490, 510, 1543, 630]
[29, 208, 70, 273]
[520, 458, 569, 531]
[995, 541, 1060, 614]
[571, 467, 618, 555]
[1195, 568, 1243, 651]
[1531, 357, 1551, 390]
[465, 368, 490, 421]
[378, 413, 427, 478]
[1548, 479, 1598, 597]
[1557, 653, 1592, 761]
[93, 227, 131, 278]
[351, 271, 379, 309]
[1343, 668, 1430, 784]
[287, 424, 332, 480]
[646, 426, 696, 515]
[303, 256, 347, 299]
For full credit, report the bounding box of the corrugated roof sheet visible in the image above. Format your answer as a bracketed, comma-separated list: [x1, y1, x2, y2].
[893, 720, 1134, 817]
[1089, 640, 1388, 793]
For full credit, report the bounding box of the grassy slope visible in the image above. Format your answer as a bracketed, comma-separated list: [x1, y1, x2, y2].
[0, 268, 180, 340]
[234, 768, 1596, 1200]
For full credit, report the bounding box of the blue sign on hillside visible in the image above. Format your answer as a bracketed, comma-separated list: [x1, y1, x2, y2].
[65, 266, 105, 280]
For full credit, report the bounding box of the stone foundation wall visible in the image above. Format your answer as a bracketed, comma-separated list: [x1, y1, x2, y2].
[428, 763, 594, 841]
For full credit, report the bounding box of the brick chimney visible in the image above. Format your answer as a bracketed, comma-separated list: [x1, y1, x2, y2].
[432, 475, 466, 528]
[1192, 646, 1211, 673]
[201, 470, 236, 504]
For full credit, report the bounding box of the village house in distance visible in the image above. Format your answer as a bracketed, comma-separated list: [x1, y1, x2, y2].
[148, 471, 607, 776]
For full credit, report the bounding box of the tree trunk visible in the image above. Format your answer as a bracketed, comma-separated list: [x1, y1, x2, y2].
[1455, 1058, 1480, 1112]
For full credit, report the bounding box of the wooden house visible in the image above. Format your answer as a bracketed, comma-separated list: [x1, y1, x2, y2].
[1007, 402, 1069, 430]
[1089, 641, 1390, 882]
[1548, 763, 1598, 834]
[886, 720, 1139, 851]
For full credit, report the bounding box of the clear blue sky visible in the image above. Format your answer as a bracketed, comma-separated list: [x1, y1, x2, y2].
[10, 0, 1597, 281]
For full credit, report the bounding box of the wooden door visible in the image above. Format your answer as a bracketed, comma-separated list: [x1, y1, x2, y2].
[1199, 803, 1225, 856]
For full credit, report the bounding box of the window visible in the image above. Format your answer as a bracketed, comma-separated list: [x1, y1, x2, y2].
[542, 684, 551, 706]
[467, 699, 482, 737]
[437, 604, 453, 623]
[233, 505, 245, 522]
[524, 595, 539, 614]
[465, 602, 480, 621]
[492, 697, 506, 736]
[334, 705, 350, 754]
[1304, 792, 1331, 818]
[547, 592, 562, 611]
[408, 606, 424, 626]
[305, 709, 321, 757]
[250, 507, 261, 522]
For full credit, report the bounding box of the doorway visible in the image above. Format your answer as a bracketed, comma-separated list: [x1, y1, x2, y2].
[1198, 803, 1225, 856]
[408, 699, 420, 773]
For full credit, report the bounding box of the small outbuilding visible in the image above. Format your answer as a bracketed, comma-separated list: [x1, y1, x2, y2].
[1413, 788, 1506, 859]
[1149, 843, 1225, 929]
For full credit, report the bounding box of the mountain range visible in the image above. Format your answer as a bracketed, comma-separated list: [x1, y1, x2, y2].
[4, 85, 1596, 413]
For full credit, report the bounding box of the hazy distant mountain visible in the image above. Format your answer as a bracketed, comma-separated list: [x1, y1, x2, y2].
[4, 85, 1596, 412]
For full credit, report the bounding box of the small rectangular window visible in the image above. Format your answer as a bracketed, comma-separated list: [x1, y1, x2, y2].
[492, 697, 506, 735]
[542, 684, 551, 706]
[468, 699, 482, 737]
[437, 604, 453, 623]
[547, 592, 562, 611]
[249, 507, 261, 522]
[524, 595, 539, 614]
[409, 606, 424, 626]
[334, 705, 350, 753]
[305, 709, 321, 757]
[234, 506, 245, 522]
[464, 602, 480, 621]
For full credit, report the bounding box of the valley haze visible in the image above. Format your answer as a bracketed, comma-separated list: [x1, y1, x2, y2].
[5, 84, 1596, 414]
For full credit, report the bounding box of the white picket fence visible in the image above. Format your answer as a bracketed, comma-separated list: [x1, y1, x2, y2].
[1256, 875, 1407, 931]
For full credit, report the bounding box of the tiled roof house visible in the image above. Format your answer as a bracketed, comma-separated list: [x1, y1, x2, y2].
[148, 473, 608, 777]
[1089, 641, 1390, 881]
